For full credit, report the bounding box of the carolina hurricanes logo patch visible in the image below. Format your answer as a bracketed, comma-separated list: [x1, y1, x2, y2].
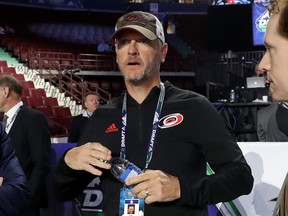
[158, 113, 183, 129]
[124, 14, 145, 22]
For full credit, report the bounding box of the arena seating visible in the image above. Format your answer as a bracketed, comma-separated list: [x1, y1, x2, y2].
[0, 27, 196, 138]
[0, 60, 8, 67]
[0, 63, 74, 136]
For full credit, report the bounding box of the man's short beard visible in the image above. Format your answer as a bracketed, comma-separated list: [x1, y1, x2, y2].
[123, 73, 148, 85]
[123, 65, 154, 84]
[121, 58, 158, 85]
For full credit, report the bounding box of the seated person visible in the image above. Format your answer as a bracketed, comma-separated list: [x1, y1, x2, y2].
[68, 92, 101, 143]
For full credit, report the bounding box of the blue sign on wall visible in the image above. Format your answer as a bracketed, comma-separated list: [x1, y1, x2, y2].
[252, 3, 269, 46]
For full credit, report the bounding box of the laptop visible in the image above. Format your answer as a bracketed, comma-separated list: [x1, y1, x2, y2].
[246, 76, 266, 88]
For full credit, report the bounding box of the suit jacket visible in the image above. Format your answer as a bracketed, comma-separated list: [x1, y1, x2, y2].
[8, 105, 51, 206]
[0, 123, 31, 215]
[257, 103, 288, 141]
[68, 114, 89, 143]
[276, 103, 288, 136]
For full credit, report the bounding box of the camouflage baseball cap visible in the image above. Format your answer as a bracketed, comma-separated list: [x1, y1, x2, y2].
[111, 11, 165, 43]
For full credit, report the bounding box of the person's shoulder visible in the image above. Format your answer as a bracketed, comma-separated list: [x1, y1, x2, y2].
[258, 102, 278, 114]
[21, 105, 47, 119]
[19, 105, 35, 114]
[22, 105, 42, 114]
[74, 114, 86, 119]
[164, 81, 207, 102]
[101, 94, 124, 109]
[72, 114, 88, 122]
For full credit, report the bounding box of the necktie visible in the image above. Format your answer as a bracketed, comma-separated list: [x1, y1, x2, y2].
[2, 114, 8, 128]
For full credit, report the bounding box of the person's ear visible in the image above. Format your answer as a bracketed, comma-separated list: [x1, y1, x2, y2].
[3, 86, 10, 97]
[161, 43, 168, 63]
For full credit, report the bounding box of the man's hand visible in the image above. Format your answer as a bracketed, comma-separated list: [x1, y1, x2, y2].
[0, 177, 3, 186]
[64, 142, 112, 176]
[125, 170, 181, 204]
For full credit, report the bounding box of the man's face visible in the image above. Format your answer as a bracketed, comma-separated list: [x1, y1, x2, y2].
[259, 13, 288, 102]
[115, 30, 167, 84]
[84, 94, 100, 113]
[127, 205, 135, 214]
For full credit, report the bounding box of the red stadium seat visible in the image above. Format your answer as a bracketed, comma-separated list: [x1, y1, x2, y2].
[28, 97, 45, 108]
[36, 106, 54, 118]
[0, 61, 8, 67]
[21, 88, 30, 97]
[1, 66, 16, 74]
[29, 88, 46, 97]
[21, 96, 31, 107]
[42, 97, 58, 107]
[52, 116, 73, 129]
[21, 81, 35, 89]
[50, 106, 73, 129]
[11, 73, 25, 81]
[89, 81, 100, 91]
[52, 106, 72, 117]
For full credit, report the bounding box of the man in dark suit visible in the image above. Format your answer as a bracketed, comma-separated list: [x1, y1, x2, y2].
[275, 102, 288, 137]
[257, 102, 288, 141]
[68, 92, 100, 143]
[0, 74, 51, 216]
[257, 0, 288, 138]
[0, 122, 31, 215]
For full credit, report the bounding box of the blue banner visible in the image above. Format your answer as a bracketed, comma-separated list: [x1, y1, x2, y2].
[252, 3, 269, 46]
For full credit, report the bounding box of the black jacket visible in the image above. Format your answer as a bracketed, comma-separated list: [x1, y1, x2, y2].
[8, 105, 51, 207]
[54, 81, 253, 216]
[0, 123, 31, 215]
[68, 114, 89, 143]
